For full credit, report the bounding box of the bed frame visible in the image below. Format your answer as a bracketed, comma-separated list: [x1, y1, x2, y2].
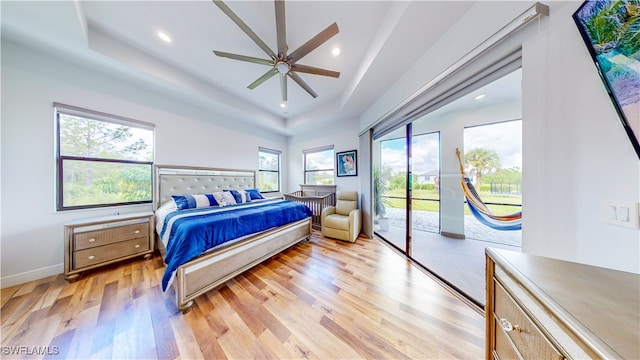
[154, 165, 312, 312]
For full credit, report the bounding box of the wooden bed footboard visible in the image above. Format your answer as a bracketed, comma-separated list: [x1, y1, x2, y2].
[169, 218, 312, 312]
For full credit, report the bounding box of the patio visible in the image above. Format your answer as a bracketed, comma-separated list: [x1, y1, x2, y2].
[376, 208, 522, 306]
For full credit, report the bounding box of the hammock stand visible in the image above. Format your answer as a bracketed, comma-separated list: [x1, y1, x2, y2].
[456, 149, 522, 231]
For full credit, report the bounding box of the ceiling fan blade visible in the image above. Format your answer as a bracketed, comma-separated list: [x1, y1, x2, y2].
[288, 71, 318, 98]
[213, 51, 273, 66]
[291, 64, 340, 78]
[280, 73, 287, 101]
[288, 22, 339, 62]
[248, 68, 278, 89]
[275, 0, 287, 57]
[213, 0, 276, 59]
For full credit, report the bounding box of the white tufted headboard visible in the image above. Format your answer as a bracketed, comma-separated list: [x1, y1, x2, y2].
[154, 165, 256, 210]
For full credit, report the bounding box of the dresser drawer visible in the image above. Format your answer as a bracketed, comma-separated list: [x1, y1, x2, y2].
[494, 281, 564, 360]
[73, 237, 150, 268]
[74, 222, 149, 250]
[494, 318, 521, 360]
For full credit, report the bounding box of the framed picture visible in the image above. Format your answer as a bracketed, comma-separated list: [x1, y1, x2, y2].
[336, 150, 357, 177]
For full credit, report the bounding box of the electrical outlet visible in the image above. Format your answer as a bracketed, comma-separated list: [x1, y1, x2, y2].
[605, 201, 640, 229]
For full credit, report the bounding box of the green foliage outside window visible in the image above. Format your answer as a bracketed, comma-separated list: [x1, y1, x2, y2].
[258, 150, 280, 192]
[57, 112, 153, 210]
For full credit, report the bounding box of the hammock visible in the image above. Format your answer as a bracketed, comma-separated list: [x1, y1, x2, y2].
[456, 149, 522, 231]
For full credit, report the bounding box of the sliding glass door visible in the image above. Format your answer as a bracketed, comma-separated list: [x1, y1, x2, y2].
[374, 125, 441, 255]
[409, 130, 441, 258]
[372, 67, 522, 306]
[374, 127, 407, 252]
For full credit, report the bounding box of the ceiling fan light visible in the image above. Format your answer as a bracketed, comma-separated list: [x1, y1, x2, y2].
[275, 61, 290, 74]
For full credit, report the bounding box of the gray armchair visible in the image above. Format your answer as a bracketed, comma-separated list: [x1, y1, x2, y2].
[321, 191, 362, 242]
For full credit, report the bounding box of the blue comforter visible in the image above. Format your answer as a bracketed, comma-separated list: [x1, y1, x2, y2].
[159, 199, 311, 290]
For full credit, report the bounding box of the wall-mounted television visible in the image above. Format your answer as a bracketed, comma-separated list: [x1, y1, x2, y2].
[572, 0, 640, 160]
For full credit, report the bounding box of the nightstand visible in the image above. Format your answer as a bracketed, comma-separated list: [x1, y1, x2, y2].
[64, 211, 154, 282]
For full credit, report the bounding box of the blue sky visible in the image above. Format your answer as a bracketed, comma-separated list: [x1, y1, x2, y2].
[380, 120, 522, 175]
[464, 120, 522, 170]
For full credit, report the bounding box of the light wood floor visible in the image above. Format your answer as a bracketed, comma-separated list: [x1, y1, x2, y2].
[1, 231, 485, 359]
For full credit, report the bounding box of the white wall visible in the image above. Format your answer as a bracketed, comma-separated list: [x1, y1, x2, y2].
[362, 1, 640, 273]
[522, 1, 639, 272]
[287, 118, 360, 194]
[0, 40, 288, 286]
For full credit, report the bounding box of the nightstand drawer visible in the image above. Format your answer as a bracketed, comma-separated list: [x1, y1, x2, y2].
[74, 237, 150, 268]
[74, 222, 149, 250]
[494, 282, 563, 359]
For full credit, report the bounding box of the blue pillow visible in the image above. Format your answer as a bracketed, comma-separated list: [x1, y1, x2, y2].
[224, 190, 251, 204]
[245, 188, 265, 200]
[172, 194, 218, 210]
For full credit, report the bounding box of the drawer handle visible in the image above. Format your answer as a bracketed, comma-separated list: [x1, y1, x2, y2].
[88, 255, 95, 260]
[134, 230, 140, 234]
[134, 244, 140, 248]
[88, 238, 96, 243]
[500, 318, 521, 333]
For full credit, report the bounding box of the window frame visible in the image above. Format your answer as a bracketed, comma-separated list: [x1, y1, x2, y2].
[258, 147, 281, 193]
[303, 145, 335, 185]
[55, 103, 155, 211]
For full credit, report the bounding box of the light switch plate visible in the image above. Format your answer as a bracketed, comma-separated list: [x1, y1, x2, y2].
[605, 201, 639, 229]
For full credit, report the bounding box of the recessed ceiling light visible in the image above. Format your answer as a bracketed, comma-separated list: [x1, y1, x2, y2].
[332, 47, 341, 56]
[280, 102, 286, 108]
[157, 32, 172, 43]
[474, 94, 486, 100]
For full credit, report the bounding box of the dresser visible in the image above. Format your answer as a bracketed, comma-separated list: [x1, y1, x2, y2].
[64, 211, 154, 281]
[486, 248, 639, 359]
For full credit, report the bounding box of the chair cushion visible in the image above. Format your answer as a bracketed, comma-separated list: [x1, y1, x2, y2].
[335, 191, 358, 216]
[337, 191, 358, 201]
[324, 213, 351, 230]
[335, 200, 356, 216]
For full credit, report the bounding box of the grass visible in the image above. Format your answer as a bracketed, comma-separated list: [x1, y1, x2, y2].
[382, 188, 522, 216]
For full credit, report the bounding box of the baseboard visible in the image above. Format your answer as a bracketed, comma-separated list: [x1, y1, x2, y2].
[441, 231, 465, 239]
[0, 263, 63, 288]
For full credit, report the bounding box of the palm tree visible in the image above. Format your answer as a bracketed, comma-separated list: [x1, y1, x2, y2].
[464, 148, 501, 188]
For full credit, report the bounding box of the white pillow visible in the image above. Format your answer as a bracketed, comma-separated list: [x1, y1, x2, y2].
[213, 191, 237, 206]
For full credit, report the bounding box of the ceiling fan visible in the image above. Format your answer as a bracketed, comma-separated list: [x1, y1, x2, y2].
[212, 0, 340, 101]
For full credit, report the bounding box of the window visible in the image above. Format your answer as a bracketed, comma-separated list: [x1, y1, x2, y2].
[55, 103, 154, 211]
[258, 148, 280, 192]
[304, 146, 334, 184]
[463, 119, 522, 244]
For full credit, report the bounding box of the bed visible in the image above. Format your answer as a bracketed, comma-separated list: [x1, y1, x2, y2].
[154, 165, 313, 312]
